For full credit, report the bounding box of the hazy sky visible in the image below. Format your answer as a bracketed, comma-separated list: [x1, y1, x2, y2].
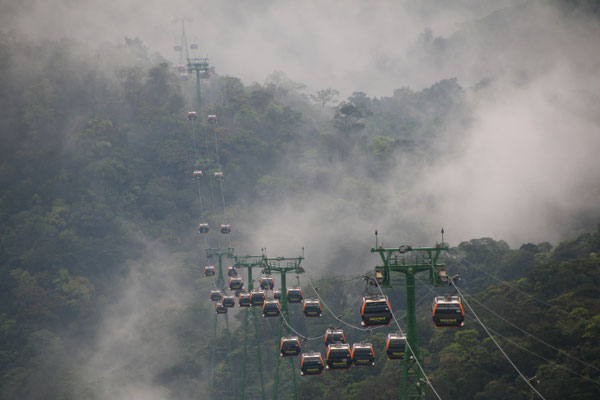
[1, 0, 524, 95]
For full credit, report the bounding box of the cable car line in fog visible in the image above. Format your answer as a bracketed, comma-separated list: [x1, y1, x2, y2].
[188, 113, 209, 254]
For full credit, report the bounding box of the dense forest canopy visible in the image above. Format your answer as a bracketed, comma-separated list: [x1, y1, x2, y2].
[1, 1, 600, 399]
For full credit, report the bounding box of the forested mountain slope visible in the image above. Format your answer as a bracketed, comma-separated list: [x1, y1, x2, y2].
[0, 25, 599, 400]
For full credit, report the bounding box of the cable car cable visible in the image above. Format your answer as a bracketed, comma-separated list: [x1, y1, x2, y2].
[418, 275, 599, 387]
[206, 96, 231, 248]
[304, 265, 434, 334]
[373, 280, 444, 400]
[450, 282, 547, 400]
[202, 118, 218, 239]
[449, 250, 591, 323]
[481, 322, 600, 386]
[189, 117, 209, 253]
[449, 286, 600, 373]
[303, 269, 387, 332]
[341, 289, 368, 323]
[212, 124, 231, 247]
[462, 314, 600, 387]
[278, 312, 326, 341]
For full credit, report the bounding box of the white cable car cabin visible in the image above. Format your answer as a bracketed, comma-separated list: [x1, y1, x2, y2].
[222, 295, 235, 308]
[250, 290, 266, 307]
[352, 343, 375, 366]
[432, 295, 464, 328]
[238, 292, 251, 307]
[192, 170, 203, 180]
[215, 303, 227, 314]
[300, 352, 324, 376]
[303, 299, 322, 317]
[207, 114, 217, 124]
[220, 224, 231, 234]
[287, 287, 303, 303]
[280, 336, 301, 357]
[229, 277, 244, 290]
[386, 333, 406, 360]
[326, 343, 352, 370]
[227, 266, 238, 277]
[324, 328, 346, 347]
[360, 295, 393, 327]
[262, 300, 281, 317]
[204, 265, 215, 277]
[214, 172, 224, 181]
[187, 111, 198, 120]
[190, 43, 198, 49]
[210, 290, 222, 302]
[259, 276, 275, 290]
[198, 223, 210, 233]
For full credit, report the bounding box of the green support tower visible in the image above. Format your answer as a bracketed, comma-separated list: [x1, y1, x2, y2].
[371, 231, 448, 400]
[187, 57, 210, 111]
[234, 255, 267, 400]
[207, 247, 235, 399]
[262, 254, 305, 400]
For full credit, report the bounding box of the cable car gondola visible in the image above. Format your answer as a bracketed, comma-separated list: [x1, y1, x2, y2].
[216, 303, 227, 314]
[180, 73, 189, 81]
[432, 295, 464, 328]
[214, 172, 224, 181]
[303, 299, 322, 317]
[287, 287, 303, 303]
[352, 343, 375, 366]
[220, 224, 231, 234]
[229, 276, 244, 291]
[174, 45, 182, 52]
[193, 170, 203, 180]
[177, 65, 186, 73]
[198, 223, 210, 233]
[187, 111, 198, 120]
[300, 352, 324, 376]
[250, 290, 266, 307]
[227, 266, 238, 277]
[238, 292, 251, 307]
[280, 336, 301, 357]
[222, 295, 235, 308]
[360, 295, 393, 326]
[326, 343, 352, 370]
[272, 289, 282, 300]
[210, 290, 222, 302]
[262, 300, 280, 317]
[386, 333, 406, 360]
[259, 276, 275, 290]
[204, 265, 215, 277]
[324, 328, 346, 347]
[190, 42, 198, 50]
[207, 114, 217, 124]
